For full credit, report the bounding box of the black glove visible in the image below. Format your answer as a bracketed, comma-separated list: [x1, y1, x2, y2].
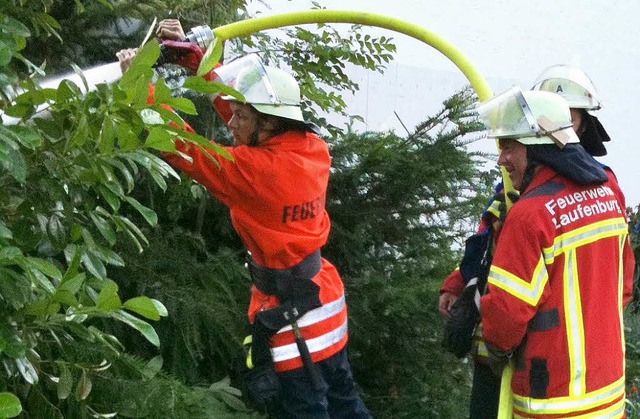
[493, 190, 521, 222]
[486, 343, 513, 377]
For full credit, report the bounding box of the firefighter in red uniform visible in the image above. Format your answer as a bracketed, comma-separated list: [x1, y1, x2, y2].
[118, 21, 371, 419]
[439, 65, 634, 419]
[476, 87, 634, 418]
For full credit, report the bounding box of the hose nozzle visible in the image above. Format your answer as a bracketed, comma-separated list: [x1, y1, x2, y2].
[185, 25, 214, 49]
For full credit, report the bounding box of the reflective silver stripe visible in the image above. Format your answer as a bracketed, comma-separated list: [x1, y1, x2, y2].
[514, 397, 626, 419]
[271, 318, 348, 362]
[543, 218, 628, 263]
[564, 249, 586, 396]
[513, 376, 625, 414]
[488, 256, 548, 306]
[275, 295, 346, 333]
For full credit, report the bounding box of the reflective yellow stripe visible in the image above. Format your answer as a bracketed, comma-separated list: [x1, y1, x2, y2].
[243, 335, 254, 369]
[543, 218, 628, 263]
[488, 256, 548, 306]
[618, 235, 627, 370]
[563, 249, 586, 396]
[512, 376, 625, 415]
[472, 323, 489, 358]
[487, 200, 501, 219]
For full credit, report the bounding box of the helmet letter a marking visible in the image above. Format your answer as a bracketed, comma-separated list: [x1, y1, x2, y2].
[556, 85, 563, 93]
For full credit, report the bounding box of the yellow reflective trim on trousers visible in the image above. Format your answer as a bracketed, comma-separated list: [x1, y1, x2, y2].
[512, 376, 625, 415]
[563, 249, 587, 397]
[488, 256, 548, 306]
[542, 218, 628, 264]
[513, 396, 626, 419]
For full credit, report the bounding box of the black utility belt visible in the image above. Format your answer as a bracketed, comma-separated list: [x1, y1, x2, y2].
[248, 250, 322, 297]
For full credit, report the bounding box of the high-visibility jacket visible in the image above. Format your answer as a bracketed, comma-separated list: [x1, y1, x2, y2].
[480, 166, 634, 418]
[162, 119, 348, 372]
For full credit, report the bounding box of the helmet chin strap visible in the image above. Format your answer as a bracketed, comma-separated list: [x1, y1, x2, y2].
[247, 111, 265, 147]
[248, 118, 275, 147]
[520, 161, 539, 193]
[248, 129, 260, 147]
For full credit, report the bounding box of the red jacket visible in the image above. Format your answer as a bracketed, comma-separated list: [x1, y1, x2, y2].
[162, 106, 348, 372]
[480, 166, 633, 418]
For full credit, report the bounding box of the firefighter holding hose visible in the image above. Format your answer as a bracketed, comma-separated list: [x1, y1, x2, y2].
[118, 19, 371, 419]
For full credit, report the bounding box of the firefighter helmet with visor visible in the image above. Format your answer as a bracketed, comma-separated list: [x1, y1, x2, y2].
[531, 65, 601, 111]
[476, 87, 580, 147]
[213, 54, 304, 122]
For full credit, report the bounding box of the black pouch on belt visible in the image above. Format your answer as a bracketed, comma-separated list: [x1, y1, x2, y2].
[243, 252, 323, 404]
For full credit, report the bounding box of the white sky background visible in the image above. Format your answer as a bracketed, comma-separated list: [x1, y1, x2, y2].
[245, 0, 640, 206]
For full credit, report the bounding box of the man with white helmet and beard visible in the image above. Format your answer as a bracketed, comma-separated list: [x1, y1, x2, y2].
[477, 87, 634, 418]
[439, 65, 636, 418]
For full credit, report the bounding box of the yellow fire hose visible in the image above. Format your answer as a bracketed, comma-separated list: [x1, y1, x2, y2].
[212, 10, 515, 417]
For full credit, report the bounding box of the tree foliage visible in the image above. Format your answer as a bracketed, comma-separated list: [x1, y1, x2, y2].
[0, 1, 256, 416]
[321, 88, 494, 417]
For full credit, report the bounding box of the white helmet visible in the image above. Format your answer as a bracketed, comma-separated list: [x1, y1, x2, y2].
[531, 65, 601, 111]
[213, 54, 304, 122]
[476, 87, 580, 148]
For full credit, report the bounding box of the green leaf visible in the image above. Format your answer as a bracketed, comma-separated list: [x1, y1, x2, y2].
[0, 392, 22, 418]
[144, 127, 175, 152]
[123, 297, 161, 321]
[0, 146, 27, 184]
[56, 363, 73, 400]
[116, 123, 138, 151]
[165, 97, 197, 115]
[132, 40, 160, 69]
[118, 42, 158, 91]
[25, 257, 62, 281]
[30, 299, 61, 315]
[113, 216, 148, 251]
[124, 196, 157, 226]
[76, 370, 92, 400]
[92, 246, 124, 267]
[197, 37, 223, 77]
[59, 273, 85, 294]
[2, 17, 31, 37]
[51, 289, 78, 307]
[81, 250, 107, 280]
[63, 244, 82, 279]
[95, 280, 121, 311]
[0, 40, 13, 67]
[183, 77, 244, 101]
[151, 299, 168, 317]
[69, 115, 90, 148]
[57, 79, 80, 102]
[111, 311, 160, 347]
[97, 185, 121, 212]
[0, 246, 22, 261]
[16, 357, 38, 384]
[98, 117, 115, 154]
[141, 356, 163, 380]
[89, 212, 116, 246]
[0, 126, 42, 149]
